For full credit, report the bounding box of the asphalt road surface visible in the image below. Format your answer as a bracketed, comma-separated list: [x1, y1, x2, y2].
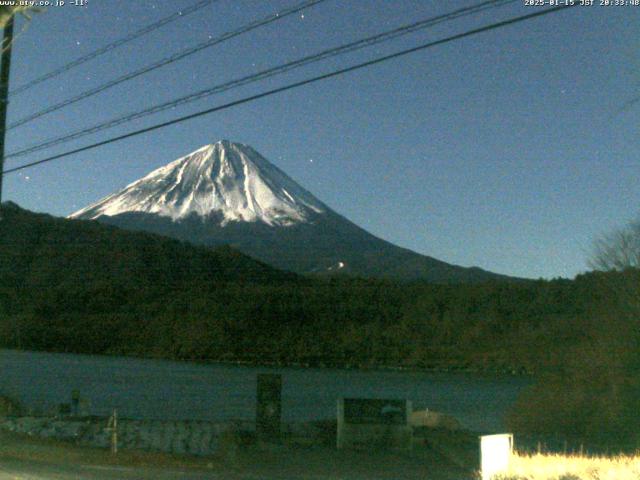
[0, 457, 218, 480]
[0, 456, 380, 480]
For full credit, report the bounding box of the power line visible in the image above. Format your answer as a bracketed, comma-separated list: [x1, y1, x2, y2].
[7, 0, 517, 161]
[6, 0, 327, 130]
[3, 4, 577, 176]
[10, 0, 220, 97]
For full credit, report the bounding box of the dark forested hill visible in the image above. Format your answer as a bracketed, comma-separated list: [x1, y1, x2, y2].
[0, 202, 610, 372]
[1, 201, 296, 287]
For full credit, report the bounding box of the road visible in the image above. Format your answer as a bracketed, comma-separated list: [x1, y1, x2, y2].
[0, 456, 227, 480]
[0, 458, 350, 480]
[0, 455, 388, 480]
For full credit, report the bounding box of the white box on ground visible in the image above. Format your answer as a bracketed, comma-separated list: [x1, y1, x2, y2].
[480, 433, 513, 480]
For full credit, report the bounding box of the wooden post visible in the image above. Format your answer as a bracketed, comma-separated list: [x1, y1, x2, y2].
[112, 409, 118, 454]
[106, 409, 118, 454]
[256, 374, 282, 442]
[0, 14, 14, 209]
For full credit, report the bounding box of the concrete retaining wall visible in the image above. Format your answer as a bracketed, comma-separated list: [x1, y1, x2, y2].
[0, 411, 458, 456]
[0, 416, 256, 456]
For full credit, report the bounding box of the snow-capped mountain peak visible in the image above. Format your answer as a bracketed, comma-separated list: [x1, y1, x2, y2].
[70, 140, 326, 226]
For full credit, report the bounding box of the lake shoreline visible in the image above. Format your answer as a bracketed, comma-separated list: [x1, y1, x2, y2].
[1, 347, 536, 378]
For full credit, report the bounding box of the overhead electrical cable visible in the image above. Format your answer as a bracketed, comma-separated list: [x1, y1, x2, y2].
[10, 0, 220, 96]
[3, 4, 577, 176]
[7, 0, 516, 160]
[6, 0, 327, 130]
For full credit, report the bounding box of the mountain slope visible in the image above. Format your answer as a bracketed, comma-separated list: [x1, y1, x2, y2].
[71, 140, 513, 283]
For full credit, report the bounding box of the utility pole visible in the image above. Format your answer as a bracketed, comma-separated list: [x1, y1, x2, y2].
[0, 14, 14, 210]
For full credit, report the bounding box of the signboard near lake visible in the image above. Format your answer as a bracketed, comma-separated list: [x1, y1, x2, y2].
[337, 398, 412, 450]
[343, 398, 408, 424]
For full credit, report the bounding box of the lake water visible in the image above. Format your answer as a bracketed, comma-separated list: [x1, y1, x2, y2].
[0, 349, 531, 432]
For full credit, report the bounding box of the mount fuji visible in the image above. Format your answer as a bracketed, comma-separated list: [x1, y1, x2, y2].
[71, 140, 509, 282]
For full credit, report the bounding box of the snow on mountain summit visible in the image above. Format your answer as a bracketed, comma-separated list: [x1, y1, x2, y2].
[70, 140, 326, 226]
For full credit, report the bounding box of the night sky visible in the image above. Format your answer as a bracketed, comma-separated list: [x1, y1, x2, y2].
[4, 0, 639, 279]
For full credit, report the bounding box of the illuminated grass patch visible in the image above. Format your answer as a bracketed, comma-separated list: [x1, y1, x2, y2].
[495, 451, 640, 480]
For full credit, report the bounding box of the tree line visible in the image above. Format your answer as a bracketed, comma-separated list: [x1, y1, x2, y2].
[0, 202, 597, 372]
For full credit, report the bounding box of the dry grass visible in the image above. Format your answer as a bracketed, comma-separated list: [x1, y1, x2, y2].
[496, 451, 640, 480]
